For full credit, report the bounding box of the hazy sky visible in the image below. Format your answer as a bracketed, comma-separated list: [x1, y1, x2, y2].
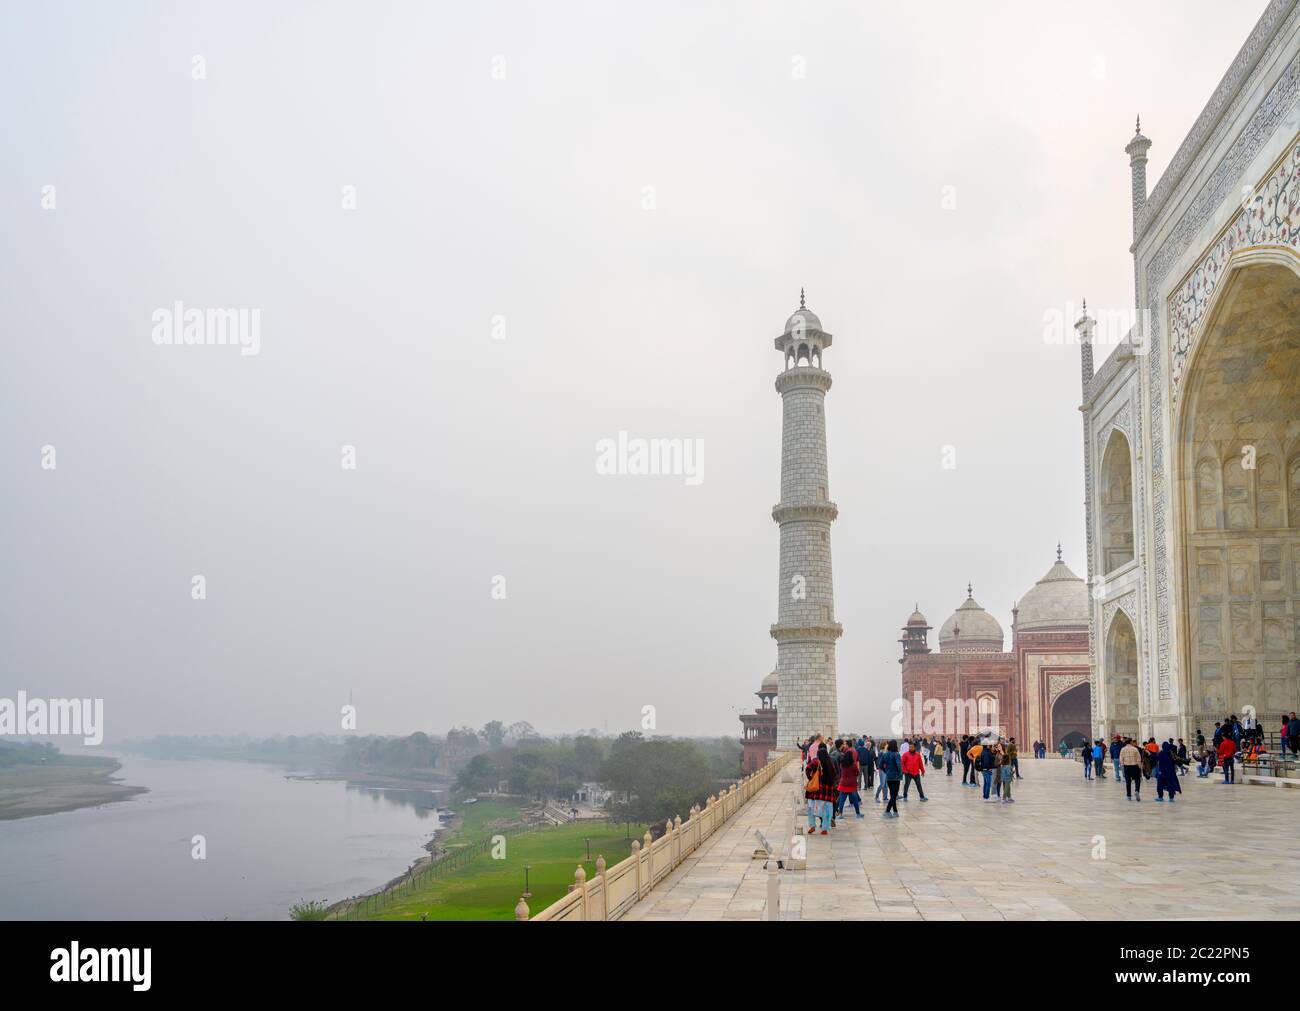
[0, 1, 1268, 742]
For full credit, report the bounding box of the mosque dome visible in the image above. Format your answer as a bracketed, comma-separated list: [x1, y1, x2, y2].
[760, 670, 779, 693]
[938, 587, 1004, 652]
[1016, 549, 1089, 632]
[905, 608, 929, 627]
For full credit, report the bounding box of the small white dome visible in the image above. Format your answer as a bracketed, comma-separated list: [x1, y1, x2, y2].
[938, 590, 1004, 652]
[760, 670, 779, 692]
[1016, 555, 1089, 632]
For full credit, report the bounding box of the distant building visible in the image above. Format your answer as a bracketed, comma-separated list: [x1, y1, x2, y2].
[898, 549, 1090, 748]
[571, 782, 611, 806]
[739, 672, 778, 773]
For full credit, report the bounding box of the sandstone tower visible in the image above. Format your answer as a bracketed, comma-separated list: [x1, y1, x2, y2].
[772, 291, 841, 748]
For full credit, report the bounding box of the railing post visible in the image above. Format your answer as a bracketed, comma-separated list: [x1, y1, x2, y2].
[595, 855, 607, 921]
[632, 839, 643, 900]
[574, 865, 588, 921]
[644, 831, 654, 891]
[673, 815, 683, 866]
[515, 896, 530, 921]
[765, 852, 780, 921]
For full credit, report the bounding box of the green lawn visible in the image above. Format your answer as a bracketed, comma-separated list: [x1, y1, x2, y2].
[342, 819, 645, 921]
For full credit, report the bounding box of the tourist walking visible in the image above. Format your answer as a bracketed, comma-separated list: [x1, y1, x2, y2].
[874, 746, 889, 803]
[959, 735, 974, 785]
[1008, 738, 1021, 779]
[977, 739, 998, 800]
[880, 740, 903, 817]
[901, 743, 928, 802]
[999, 747, 1015, 803]
[1081, 741, 1093, 780]
[1110, 737, 1123, 781]
[837, 744, 863, 818]
[1120, 737, 1142, 801]
[945, 740, 955, 776]
[857, 738, 873, 792]
[1217, 734, 1237, 785]
[1154, 741, 1182, 802]
[804, 743, 837, 834]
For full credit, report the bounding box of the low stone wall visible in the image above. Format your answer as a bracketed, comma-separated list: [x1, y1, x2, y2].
[517, 754, 792, 922]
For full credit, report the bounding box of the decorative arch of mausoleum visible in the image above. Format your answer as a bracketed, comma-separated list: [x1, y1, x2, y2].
[1173, 245, 1300, 727]
[1099, 430, 1136, 574]
[1104, 609, 1140, 738]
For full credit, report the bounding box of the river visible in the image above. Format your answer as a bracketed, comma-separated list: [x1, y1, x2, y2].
[0, 754, 444, 920]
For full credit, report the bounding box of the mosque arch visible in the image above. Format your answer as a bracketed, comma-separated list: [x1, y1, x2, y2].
[1050, 682, 1090, 751]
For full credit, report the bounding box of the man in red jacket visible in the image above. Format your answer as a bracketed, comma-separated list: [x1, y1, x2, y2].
[900, 745, 928, 802]
[1217, 735, 1237, 785]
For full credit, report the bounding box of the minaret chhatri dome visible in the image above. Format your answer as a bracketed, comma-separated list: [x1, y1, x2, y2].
[775, 288, 833, 369]
[937, 584, 1004, 653]
[899, 604, 932, 664]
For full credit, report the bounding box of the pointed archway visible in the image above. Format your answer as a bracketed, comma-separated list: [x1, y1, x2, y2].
[1174, 250, 1300, 727]
[1051, 682, 1091, 751]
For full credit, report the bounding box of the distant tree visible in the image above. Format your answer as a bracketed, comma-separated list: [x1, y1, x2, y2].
[456, 753, 498, 793]
[601, 738, 715, 824]
[480, 721, 506, 748]
[611, 730, 643, 754]
[505, 721, 538, 744]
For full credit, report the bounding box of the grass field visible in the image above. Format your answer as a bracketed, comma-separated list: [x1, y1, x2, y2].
[345, 816, 646, 921]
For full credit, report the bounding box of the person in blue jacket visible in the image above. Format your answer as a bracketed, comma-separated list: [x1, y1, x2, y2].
[977, 738, 999, 800]
[879, 740, 903, 817]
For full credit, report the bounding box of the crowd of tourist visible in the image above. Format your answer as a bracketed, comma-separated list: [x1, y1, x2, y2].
[1074, 735, 1185, 801]
[793, 712, 1300, 831]
[796, 732, 1023, 828]
[792, 714, 1300, 831]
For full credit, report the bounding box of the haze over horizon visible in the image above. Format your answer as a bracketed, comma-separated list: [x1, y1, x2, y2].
[1, 1, 1267, 742]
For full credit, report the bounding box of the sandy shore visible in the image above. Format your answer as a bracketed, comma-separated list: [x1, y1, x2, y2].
[0, 759, 148, 820]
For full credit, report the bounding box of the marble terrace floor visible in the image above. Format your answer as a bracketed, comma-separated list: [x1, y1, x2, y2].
[622, 757, 1300, 920]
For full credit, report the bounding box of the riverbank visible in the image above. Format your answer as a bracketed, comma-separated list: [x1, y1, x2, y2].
[325, 796, 541, 918]
[0, 757, 147, 820]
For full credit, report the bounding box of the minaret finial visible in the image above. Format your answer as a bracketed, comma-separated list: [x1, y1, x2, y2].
[1056, 541, 1063, 562]
[1082, 297, 1087, 317]
[966, 582, 973, 599]
[799, 287, 806, 310]
[1135, 114, 1141, 134]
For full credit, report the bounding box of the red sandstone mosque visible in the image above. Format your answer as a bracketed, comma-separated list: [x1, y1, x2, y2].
[739, 671, 779, 773]
[898, 547, 1091, 749]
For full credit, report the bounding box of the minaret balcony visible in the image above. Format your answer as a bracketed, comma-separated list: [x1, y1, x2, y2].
[771, 501, 838, 523]
[775, 367, 832, 394]
[770, 621, 843, 643]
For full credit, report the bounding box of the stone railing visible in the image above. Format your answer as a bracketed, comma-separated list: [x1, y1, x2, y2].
[517, 754, 792, 922]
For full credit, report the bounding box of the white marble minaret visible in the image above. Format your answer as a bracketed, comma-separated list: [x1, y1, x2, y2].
[772, 291, 841, 749]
